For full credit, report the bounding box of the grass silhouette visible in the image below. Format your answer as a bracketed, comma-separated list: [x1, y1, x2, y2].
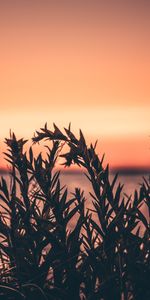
[0, 124, 149, 300]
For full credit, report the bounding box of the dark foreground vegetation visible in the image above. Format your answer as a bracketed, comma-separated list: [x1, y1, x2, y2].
[0, 124, 149, 300]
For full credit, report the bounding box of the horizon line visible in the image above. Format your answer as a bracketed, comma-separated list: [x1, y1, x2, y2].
[0, 165, 149, 176]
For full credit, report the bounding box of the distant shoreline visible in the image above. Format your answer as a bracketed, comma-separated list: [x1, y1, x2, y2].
[0, 166, 149, 176]
[111, 166, 150, 175]
[61, 167, 150, 176]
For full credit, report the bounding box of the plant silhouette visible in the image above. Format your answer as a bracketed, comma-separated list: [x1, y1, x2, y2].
[0, 124, 149, 300]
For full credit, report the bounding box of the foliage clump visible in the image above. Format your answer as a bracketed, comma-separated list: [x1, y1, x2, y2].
[0, 124, 149, 300]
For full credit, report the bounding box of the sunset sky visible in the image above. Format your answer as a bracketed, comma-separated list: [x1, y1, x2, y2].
[0, 1, 150, 169]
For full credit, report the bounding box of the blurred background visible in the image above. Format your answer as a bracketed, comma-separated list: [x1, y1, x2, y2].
[0, 1, 149, 174]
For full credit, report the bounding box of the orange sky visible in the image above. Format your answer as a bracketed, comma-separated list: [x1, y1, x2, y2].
[0, 1, 150, 169]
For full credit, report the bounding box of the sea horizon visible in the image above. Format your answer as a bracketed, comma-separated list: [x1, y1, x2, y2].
[0, 165, 149, 175]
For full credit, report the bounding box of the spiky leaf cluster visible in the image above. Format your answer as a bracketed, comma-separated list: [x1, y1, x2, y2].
[0, 124, 149, 300]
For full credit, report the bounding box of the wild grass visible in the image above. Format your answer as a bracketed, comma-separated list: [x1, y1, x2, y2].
[0, 124, 149, 300]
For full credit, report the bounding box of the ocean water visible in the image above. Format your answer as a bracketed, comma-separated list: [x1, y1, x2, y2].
[1, 170, 149, 199]
[60, 171, 149, 197]
[0, 170, 149, 220]
[60, 171, 149, 222]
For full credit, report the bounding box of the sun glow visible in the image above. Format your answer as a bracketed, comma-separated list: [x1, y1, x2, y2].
[0, 1, 150, 169]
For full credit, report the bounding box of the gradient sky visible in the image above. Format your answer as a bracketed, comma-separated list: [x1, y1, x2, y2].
[0, 1, 150, 169]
